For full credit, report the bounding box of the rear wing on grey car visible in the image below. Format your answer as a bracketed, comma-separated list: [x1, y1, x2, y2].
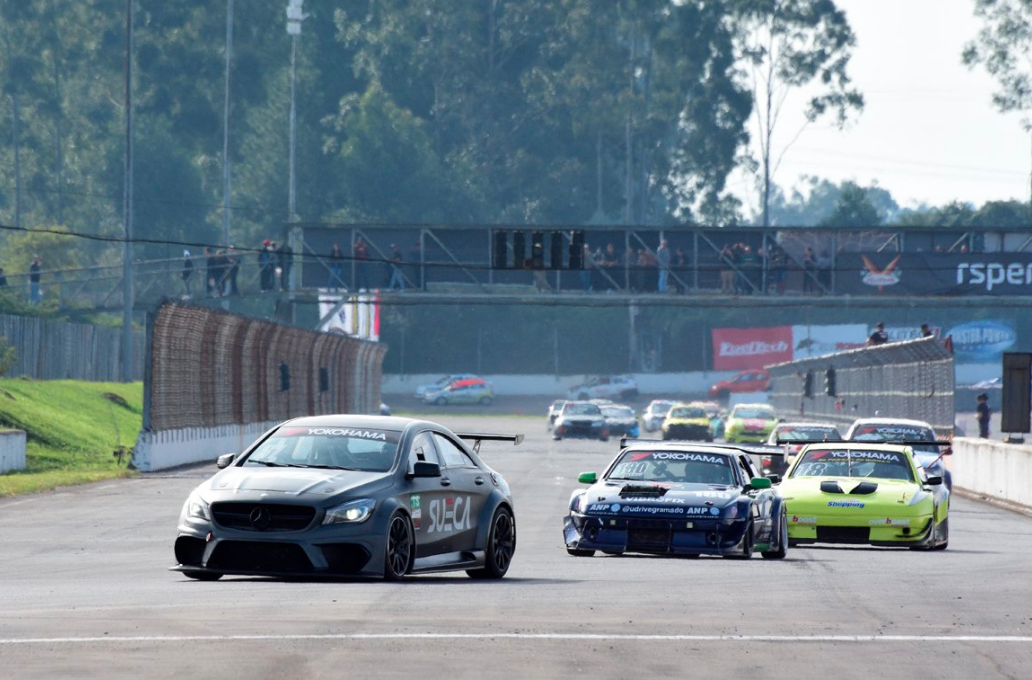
[457, 432, 525, 454]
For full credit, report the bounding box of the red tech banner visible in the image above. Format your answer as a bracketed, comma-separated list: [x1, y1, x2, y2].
[712, 326, 794, 370]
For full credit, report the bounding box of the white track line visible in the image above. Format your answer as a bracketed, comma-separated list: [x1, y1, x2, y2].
[2, 634, 1031, 645]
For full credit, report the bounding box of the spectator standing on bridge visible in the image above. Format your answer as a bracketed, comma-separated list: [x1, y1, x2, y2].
[259, 240, 275, 292]
[277, 240, 293, 291]
[353, 236, 370, 290]
[719, 245, 735, 294]
[0, 266, 7, 289]
[656, 239, 671, 294]
[866, 322, 889, 347]
[386, 243, 405, 290]
[203, 247, 217, 297]
[328, 243, 345, 289]
[976, 393, 992, 439]
[579, 244, 593, 292]
[227, 246, 240, 296]
[921, 323, 934, 338]
[180, 250, 194, 298]
[29, 255, 42, 304]
[802, 246, 817, 295]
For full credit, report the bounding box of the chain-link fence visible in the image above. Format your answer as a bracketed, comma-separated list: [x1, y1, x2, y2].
[143, 301, 386, 431]
[768, 337, 955, 436]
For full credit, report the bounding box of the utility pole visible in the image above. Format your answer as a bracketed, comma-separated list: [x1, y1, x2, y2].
[121, 0, 135, 382]
[223, 0, 234, 248]
[286, 0, 306, 305]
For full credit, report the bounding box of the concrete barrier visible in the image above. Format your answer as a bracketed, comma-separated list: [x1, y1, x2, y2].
[951, 436, 1032, 510]
[132, 421, 278, 472]
[0, 429, 27, 473]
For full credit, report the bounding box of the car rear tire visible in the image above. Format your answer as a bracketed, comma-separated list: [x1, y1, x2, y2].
[761, 508, 788, 560]
[931, 517, 949, 551]
[434, 396, 447, 406]
[383, 512, 413, 580]
[467, 506, 516, 579]
[183, 570, 222, 581]
[566, 548, 595, 557]
[479, 396, 493, 406]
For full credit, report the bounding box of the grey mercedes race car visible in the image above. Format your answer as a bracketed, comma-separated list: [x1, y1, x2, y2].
[172, 415, 521, 580]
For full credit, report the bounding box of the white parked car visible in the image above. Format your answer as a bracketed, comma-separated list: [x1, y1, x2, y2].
[566, 375, 639, 401]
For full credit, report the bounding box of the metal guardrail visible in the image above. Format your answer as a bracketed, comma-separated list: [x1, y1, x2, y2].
[767, 336, 955, 436]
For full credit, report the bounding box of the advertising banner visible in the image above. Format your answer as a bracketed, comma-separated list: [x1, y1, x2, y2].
[791, 325, 867, 359]
[318, 291, 381, 341]
[944, 320, 1016, 362]
[835, 253, 1032, 296]
[712, 326, 793, 370]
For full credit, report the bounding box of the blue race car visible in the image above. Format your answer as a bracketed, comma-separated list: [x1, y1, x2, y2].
[563, 440, 788, 559]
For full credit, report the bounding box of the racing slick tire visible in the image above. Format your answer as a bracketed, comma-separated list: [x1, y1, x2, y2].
[566, 548, 595, 557]
[602, 550, 622, 555]
[434, 396, 447, 406]
[383, 511, 414, 580]
[479, 396, 493, 406]
[467, 506, 516, 579]
[931, 517, 949, 551]
[761, 508, 789, 560]
[183, 570, 222, 581]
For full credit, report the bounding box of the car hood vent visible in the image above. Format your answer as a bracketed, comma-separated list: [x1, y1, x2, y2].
[849, 481, 879, 495]
[820, 480, 844, 494]
[619, 484, 668, 498]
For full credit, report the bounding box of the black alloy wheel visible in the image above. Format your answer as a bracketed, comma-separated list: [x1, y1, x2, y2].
[467, 507, 516, 579]
[383, 512, 413, 580]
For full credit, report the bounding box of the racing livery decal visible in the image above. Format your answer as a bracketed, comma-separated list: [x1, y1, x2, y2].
[427, 496, 472, 534]
[410, 494, 422, 530]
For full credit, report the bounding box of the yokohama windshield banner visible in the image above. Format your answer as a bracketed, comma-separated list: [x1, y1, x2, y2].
[836, 252, 1032, 296]
[712, 326, 793, 370]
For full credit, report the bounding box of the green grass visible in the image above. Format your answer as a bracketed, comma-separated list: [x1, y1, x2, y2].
[0, 379, 143, 497]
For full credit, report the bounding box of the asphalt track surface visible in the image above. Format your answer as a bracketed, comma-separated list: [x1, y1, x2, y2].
[2, 409, 1031, 680]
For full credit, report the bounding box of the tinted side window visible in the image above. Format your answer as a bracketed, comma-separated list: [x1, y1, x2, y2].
[409, 431, 440, 472]
[434, 434, 475, 468]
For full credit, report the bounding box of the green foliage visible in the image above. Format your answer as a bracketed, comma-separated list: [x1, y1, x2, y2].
[818, 182, 883, 227]
[767, 176, 898, 226]
[0, 380, 142, 478]
[964, 0, 1032, 115]
[0, 337, 14, 376]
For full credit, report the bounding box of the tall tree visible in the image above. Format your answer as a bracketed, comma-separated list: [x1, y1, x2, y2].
[733, 0, 864, 227]
[817, 181, 882, 227]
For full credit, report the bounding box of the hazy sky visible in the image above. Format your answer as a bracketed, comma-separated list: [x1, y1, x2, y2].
[730, 0, 1029, 213]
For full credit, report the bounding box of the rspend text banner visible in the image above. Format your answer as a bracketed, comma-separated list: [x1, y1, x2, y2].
[836, 252, 1032, 296]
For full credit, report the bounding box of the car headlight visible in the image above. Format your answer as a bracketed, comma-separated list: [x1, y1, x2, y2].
[323, 498, 376, 525]
[183, 492, 211, 521]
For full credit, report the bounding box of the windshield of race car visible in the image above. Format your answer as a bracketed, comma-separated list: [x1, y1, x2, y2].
[647, 401, 673, 415]
[607, 450, 736, 486]
[244, 426, 401, 472]
[790, 447, 915, 481]
[777, 425, 841, 442]
[669, 406, 707, 419]
[850, 424, 938, 453]
[733, 406, 774, 419]
[602, 406, 635, 419]
[565, 403, 602, 416]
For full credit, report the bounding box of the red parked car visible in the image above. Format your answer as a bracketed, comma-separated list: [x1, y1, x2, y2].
[707, 369, 772, 399]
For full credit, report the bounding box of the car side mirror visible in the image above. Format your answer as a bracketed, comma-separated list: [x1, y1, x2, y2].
[410, 461, 442, 478]
[748, 476, 772, 490]
[578, 472, 597, 484]
[765, 474, 781, 484]
[925, 475, 943, 486]
[216, 453, 236, 469]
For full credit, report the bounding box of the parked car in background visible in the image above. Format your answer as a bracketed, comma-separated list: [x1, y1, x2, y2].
[723, 403, 778, 444]
[661, 403, 713, 442]
[642, 400, 676, 432]
[567, 375, 639, 401]
[600, 404, 640, 438]
[414, 373, 479, 399]
[423, 378, 494, 406]
[708, 369, 772, 400]
[553, 401, 609, 441]
[762, 422, 843, 475]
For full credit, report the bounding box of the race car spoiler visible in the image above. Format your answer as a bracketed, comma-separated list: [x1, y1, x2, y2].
[457, 432, 525, 454]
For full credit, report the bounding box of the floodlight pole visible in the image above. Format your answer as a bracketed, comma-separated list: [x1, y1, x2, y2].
[121, 0, 135, 382]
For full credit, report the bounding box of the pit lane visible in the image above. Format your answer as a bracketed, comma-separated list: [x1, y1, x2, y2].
[1, 412, 1030, 679]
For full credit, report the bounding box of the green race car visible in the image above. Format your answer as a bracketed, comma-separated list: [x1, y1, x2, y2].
[722, 403, 777, 443]
[779, 442, 949, 550]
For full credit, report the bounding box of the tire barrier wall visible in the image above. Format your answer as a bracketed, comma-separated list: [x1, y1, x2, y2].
[951, 437, 1032, 510]
[133, 301, 386, 471]
[767, 336, 955, 436]
[0, 313, 145, 381]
